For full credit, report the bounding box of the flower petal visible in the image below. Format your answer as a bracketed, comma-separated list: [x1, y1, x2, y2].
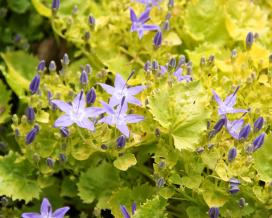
[212, 90, 223, 105]
[99, 83, 115, 95]
[109, 96, 121, 106]
[160, 65, 167, 75]
[52, 207, 70, 218]
[120, 205, 131, 218]
[127, 85, 145, 95]
[117, 124, 130, 137]
[72, 91, 85, 111]
[138, 8, 150, 23]
[126, 96, 142, 106]
[142, 24, 160, 31]
[21, 213, 41, 218]
[100, 101, 115, 115]
[227, 119, 244, 139]
[129, 8, 137, 22]
[85, 107, 105, 117]
[40, 198, 52, 216]
[54, 115, 74, 127]
[114, 74, 126, 89]
[224, 94, 236, 107]
[99, 116, 114, 125]
[51, 100, 72, 114]
[75, 118, 95, 131]
[126, 114, 144, 123]
[229, 108, 248, 114]
[137, 29, 144, 39]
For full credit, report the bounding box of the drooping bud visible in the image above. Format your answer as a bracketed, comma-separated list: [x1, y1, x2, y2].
[25, 126, 39, 145]
[37, 60, 46, 72]
[59, 153, 67, 163]
[168, 57, 176, 69]
[117, 135, 126, 148]
[86, 88, 96, 104]
[132, 202, 136, 215]
[208, 207, 219, 218]
[88, 15, 96, 27]
[253, 133, 265, 151]
[85, 64, 92, 74]
[246, 32, 254, 50]
[80, 70, 88, 85]
[157, 177, 165, 187]
[228, 147, 237, 162]
[49, 60, 56, 72]
[25, 106, 35, 122]
[168, 0, 174, 8]
[238, 124, 251, 140]
[29, 74, 40, 94]
[60, 127, 69, 137]
[153, 31, 162, 48]
[62, 53, 70, 66]
[46, 157, 54, 168]
[253, 117, 264, 132]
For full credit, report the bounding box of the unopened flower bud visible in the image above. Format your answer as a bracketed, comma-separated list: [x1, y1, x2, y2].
[229, 177, 240, 185]
[231, 49, 237, 60]
[84, 31, 90, 41]
[132, 202, 136, 215]
[178, 55, 186, 67]
[269, 54, 272, 63]
[253, 117, 264, 132]
[86, 88, 96, 104]
[85, 64, 92, 74]
[62, 53, 70, 66]
[228, 147, 237, 162]
[208, 207, 219, 218]
[49, 60, 56, 72]
[59, 153, 67, 163]
[246, 32, 254, 50]
[117, 135, 126, 148]
[52, 0, 60, 11]
[155, 128, 160, 137]
[168, 0, 174, 8]
[80, 70, 88, 85]
[253, 133, 265, 151]
[157, 177, 165, 187]
[200, 57, 206, 66]
[37, 60, 46, 72]
[196, 147, 205, 154]
[162, 20, 170, 31]
[153, 31, 162, 48]
[238, 124, 251, 140]
[239, 197, 246, 208]
[229, 185, 240, 194]
[208, 55, 215, 65]
[60, 127, 69, 137]
[144, 61, 151, 72]
[29, 74, 40, 94]
[25, 106, 35, 122]
[25, 126, 39, 145]
[101, 144, 108, 150]
[152, 60, 159, 71]
[46, 157, 54, 168]
[88, 15, 96, 27]
[168, 57, 176, 69]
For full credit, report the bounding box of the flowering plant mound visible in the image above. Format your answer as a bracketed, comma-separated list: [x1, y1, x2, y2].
[0, 0, 272, 217]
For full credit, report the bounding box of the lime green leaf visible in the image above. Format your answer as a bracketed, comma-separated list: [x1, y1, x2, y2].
[180, 175, 203, 189]
[163, 32, 182, 46]
[148, 81, 209, 151]
[0, 152, 41, 202]
[77, 162, 120, 203]
[253, 134, 272, 182]
[1, 51, 38, 99]
[0, 80, 12, 124]
[134, 196, 168, 218]
[31, 0, 51, 17]
[186, 206, 207, 218]
[113, 153, 137, 171]
[8, 0, 30, 14]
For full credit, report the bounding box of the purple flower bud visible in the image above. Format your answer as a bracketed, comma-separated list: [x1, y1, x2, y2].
[208, 144, 214, 149]
[229, 185, 240, 194]
[15, 128, 20, 137]
[120, 205, 130, 218]
[208, 207, 219, 218]
[152, 60, 159, 71]
[72, 5, 78, 14]
[253, 133, 265, 151]
[158, 161, 165, 168]
[231, 49, 237, 59]
[229, 178, 240, 185]
[178, 55, 186, 67]
[60, 127, 69, 137]
[238, 124, 251, 140]
[46, 157, 54, 168]
[228, 147, 237, 162]
[144, 61, 151, 72]
[254, 117, 264, 132]
[117, 135, 126, 148]
[165, 12, 171, 20]
[168, 57, 176, 69]
[239, 197, 246, 208]
[80, 70, 88, 85]
[25, 106, 35, 122]
[101, 144, 108, 150]
[29, 74, 40, 94]
[62, 53, 69, 65]
[162, 20, 170, 31]
[52, 0, 60, 10]
[88, 15, 96, 26]
[157, 177, 165, 187]
[37, 60, 46, 72]
[86, 88, 96, 104]
[131, 202, 136, 215]
[246, 32, 254, 49]
[25, 126, 39, 145]
[59, 153, 67, 163]
[85, 64, 92, 74]
[196, 147, 205, 154]
[49, 60, 56, 72]
[208, 55, 215, 65]
[210, 118, 226, 138]
[168, 0, 174, 7]
[153, 31, 162, 47]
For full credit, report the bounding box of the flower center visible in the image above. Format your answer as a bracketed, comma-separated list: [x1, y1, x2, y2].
[70, 108, 86, 122]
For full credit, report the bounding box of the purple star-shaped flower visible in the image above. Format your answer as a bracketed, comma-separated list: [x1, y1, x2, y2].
[212, 86, 248, 116]
[226, 119, 244, 139]
[130, 7, 160, 39]
[99, 74, 145, 106]
[98, 101, 144, 137]
[52, 91, 103, 131]
[22, 198, 69, 218]
[173, 68, 192, 82]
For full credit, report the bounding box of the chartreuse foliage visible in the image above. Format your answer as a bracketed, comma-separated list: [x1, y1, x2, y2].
[0, 0, 272, 217]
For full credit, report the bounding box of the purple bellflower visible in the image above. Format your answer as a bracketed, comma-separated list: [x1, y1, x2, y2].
[99, 74, 145, 106]
[212, 87, 248, 116]
[173, 68, 192, 82]
[98, 101, 144, 137]
[130, 7, 160, 39]
[52, 91, 103, 131]
[226, 119, 244, 139]
[22, 198, 69, 218]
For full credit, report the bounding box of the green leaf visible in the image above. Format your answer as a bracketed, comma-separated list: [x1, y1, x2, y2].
[0, 80, 12, 124]
[77, 162, 120, 203]
[0, 152, 41, 202]
[1, 51, 38, 99]
[253, 134, 272, 182]
[134, 196, 168, 218]
[148, 81, 209, 151]
[113, 153, 137, 171]
[7, 0, 30, 14]
[186, 206, 207, 218]
[31, 0, 51, 17]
